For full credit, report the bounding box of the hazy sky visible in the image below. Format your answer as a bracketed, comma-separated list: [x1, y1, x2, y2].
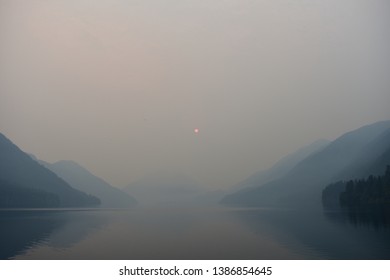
[1, 0, 389, 188]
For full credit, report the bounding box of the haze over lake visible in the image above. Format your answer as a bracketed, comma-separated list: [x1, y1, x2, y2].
[1, 0, 390, 260]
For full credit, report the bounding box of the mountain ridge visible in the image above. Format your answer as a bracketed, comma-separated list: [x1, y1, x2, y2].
[221, 120, 390, 210]
[39, 159, 137, 208]
[0, 132, 100, 207]
[230, 138, 330, 192]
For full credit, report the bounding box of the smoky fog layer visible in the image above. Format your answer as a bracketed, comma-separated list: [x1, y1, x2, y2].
[1, 0, 390, 192]
[2, 1, 390, 261]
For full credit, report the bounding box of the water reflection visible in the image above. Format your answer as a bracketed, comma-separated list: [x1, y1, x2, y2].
[345, 208, 390, 229]
[235, 208, 390, 259]
[324, 206, 390, 230]
[1, 207, 390, 260]
[0, 209, 109, 259]
[0, 210, 64, 259]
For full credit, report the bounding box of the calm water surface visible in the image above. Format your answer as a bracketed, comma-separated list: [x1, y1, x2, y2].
[1, 207, 389, 259]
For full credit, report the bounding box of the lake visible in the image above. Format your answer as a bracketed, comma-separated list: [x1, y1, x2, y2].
[1, 206, 390, 259]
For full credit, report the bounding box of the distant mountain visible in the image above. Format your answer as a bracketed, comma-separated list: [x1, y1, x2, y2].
[334, 127, 390, 180]
[0, 133, 100, 208]
[189, 188, 228, 206]
[230, 139, 330, 191]
[322, 127, 390, 209]
[39, 160, 137, 208]
[124, 172, 205, 206]
[222, 120, 390, 210]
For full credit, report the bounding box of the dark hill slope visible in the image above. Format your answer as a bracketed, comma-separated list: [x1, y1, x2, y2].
[0, 133, 100, 207]
[222, 121, 390, 210]
[230, 139, 330, 192]
[41, 160, 137, 208]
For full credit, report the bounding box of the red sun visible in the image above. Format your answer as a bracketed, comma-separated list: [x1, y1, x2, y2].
[194, 128, 199, 134]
